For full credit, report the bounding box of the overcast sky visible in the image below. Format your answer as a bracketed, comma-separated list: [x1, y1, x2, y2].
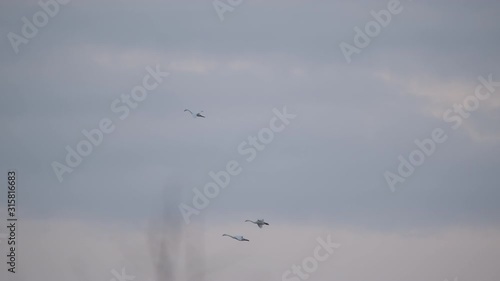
[1, 1, 500, 281]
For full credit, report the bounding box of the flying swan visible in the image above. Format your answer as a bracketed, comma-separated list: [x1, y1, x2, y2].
[222, 234, 249, 241]
[245, 219, 269, 228]
[184, 109, 205, 118]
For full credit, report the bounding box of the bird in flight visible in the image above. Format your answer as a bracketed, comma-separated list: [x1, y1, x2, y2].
[222, 234, 250, 242]
[245, 219, 270, 228]
[184, 109, 205, 118]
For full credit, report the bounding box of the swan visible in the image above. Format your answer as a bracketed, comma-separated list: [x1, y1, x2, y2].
[245, 219, 269, 228]
[184, 109, 205, 118]
[222, 234, 249, 242]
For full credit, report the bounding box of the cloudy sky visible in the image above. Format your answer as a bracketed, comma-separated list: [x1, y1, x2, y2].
[1, 0, 500, 281]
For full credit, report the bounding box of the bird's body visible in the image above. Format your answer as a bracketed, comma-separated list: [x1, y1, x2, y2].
[184, 109, 205, 118]
[245, 219, 270, 228]
[222, 234, 249, 241]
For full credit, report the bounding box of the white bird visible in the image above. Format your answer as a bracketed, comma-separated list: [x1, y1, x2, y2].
[184, 109, 205, 118]
[245, 219, 269, 228]
[222, 234, 249, 242]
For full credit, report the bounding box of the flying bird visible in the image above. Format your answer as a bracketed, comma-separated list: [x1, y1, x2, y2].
[245, 219, 269, 228]
[184, 109, 205, 118]
[222, 234, 249, 242]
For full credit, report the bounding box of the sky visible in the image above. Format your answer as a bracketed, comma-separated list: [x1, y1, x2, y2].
[0, 0, 500, 281]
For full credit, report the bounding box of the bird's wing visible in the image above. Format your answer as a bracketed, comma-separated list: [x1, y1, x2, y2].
[258, 224, 263, 228]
